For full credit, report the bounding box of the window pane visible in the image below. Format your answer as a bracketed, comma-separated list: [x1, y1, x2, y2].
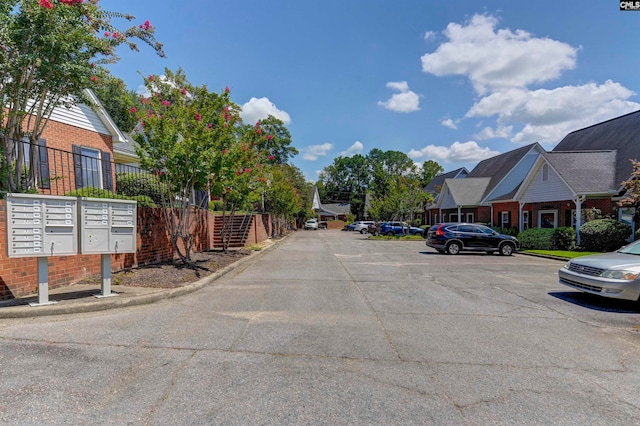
[81, 147, 101, 188]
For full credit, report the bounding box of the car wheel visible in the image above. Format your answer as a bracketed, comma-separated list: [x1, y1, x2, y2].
[446, 241, 461, 255]
[499, 243, 514, 256]
[385, 231, 394, 236]
[360, 229, 367, 234]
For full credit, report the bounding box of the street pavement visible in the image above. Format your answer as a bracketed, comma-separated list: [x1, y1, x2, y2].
[1, 229, 640, 425]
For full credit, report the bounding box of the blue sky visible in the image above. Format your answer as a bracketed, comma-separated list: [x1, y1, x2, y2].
[106, 0, 640, 182]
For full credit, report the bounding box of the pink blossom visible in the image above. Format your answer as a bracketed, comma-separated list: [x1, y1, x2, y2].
[256, 129, 262, 135]
[148, 75, 155, 82]
[236, 170, 243, 176]
[195, 113, 202, 121]
[225, 86, 230, 93]
[140, 97, 149, 104]
[181, 88, 187, 95]
[90, 76, 98, 82]
[268, 155, 275, 161]
[39, 0, 53, 8]
[104, 32, 110, 37]
[266, 134, 273, 141]
[254, 121, 261, 128]
[139, 20, 152, 31]
[244, 168, 252, 174]
[242, 145, 248, 151]
[129, 107, 137, 114]
[90, 62, 95, 68]
[161, 100, 170, 107]
[222, 149, 229, 155]
[207, 123, 213, 128]
[112, 32, 120, 39]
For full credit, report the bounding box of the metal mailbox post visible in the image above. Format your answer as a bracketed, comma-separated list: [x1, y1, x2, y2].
[79, 198, 137, 297]
[6, 194, 78, 306]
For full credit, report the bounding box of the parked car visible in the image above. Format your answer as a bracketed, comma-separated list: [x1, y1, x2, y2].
[304, 219, 319, 230]
[379, 221, 425, 237]
[558, 239, 640, 301]
[354, 221, 375, 233]
[426, 223, 519, 255]
[344, 223, 357, 231]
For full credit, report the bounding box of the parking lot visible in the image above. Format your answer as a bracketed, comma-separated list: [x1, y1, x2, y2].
[2, 229, 640, 424]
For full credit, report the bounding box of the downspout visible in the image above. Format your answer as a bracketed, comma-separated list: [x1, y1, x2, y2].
[575, 195, 586, 246]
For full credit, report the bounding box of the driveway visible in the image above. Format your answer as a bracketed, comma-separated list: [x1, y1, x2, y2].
[1, 229, 639, 425]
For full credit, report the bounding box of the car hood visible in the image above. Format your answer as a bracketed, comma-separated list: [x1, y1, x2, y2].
[570, 252, 640, 271]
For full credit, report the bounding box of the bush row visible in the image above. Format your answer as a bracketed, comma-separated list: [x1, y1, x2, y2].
[516, 219, 632, 252]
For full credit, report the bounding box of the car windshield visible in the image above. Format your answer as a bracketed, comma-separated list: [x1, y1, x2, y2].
[618, 240, 640, 255]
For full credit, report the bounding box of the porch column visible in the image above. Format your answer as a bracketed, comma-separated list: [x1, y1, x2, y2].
[574, 195, 585, 245]
[439, 208, 442, 223]
[519, 202, 525, 233]
[457, 206, 462, 223]
[490, 205, 494, 227]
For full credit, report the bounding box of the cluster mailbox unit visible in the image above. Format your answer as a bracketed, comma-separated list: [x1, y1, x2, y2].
[5, 194, 137, 306]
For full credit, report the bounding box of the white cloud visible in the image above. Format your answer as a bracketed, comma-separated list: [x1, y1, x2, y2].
[339, 141, 363, 157]
[240, 97, 291, 125]
[421, 14, 578, 95]
[441, 118, 457, 129]
[408, 141, 500, 163]
[466, 80, 640, 144]
[424, 31, 436, 41]
[378, 81, 421, 113]
[475, 124, 513, 140]
[302, 143, 333, 161]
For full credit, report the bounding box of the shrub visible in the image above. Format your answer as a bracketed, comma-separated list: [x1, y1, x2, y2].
[116, 172, 169, 204]
[551, 227, 576, 250]
[66, 187, 118, 199]
[517, 228, 555, 250]
[493, 226, 518, 236]
[128, 195, 156, 208]
[579, 219, 631, 252]
[208, 200, 224, 211]
[65, 187, 154, 207]
[411, 218, 422, 227]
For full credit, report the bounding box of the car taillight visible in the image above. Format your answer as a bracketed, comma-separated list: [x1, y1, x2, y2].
[436, 225, 445, 236]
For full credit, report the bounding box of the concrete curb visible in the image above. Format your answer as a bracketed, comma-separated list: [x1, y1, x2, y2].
[0, 237, 285, 319]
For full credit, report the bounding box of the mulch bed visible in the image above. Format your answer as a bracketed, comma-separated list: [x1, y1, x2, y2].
[91, 249, 252, 289]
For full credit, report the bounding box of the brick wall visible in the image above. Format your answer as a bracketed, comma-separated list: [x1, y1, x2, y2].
[0, 201, 272, 300]
[40, 120, 115, 195]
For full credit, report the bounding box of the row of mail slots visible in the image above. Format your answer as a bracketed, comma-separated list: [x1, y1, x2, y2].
[6, 194, 137, 258]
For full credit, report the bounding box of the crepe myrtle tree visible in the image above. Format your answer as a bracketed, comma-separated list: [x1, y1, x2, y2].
[131, 68, 243, 261]
[0, 0, 164, 193]
[209, 120, 278, 251]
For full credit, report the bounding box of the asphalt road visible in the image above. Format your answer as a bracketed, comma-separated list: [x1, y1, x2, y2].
[1, 229, 640, 425]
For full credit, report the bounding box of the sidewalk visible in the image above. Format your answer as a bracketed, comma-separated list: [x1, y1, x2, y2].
[0, 238, 279, 319]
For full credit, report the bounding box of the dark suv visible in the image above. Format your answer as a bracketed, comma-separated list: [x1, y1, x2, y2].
[426, 223, 519, 255]
[379, 221, 425, 237]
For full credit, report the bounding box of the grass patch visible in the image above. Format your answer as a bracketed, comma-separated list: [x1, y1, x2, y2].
[522, 249, 602, 259]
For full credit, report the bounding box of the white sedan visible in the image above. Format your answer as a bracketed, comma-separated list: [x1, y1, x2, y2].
[559, 239, 640, 301]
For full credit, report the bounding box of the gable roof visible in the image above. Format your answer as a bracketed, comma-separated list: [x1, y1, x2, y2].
[553, 110, 640, 188]
[467, 143, 541, 200]
[545, 150, 617, 194]
[424, 167, 468, 194]
[438, 177, 491, 208]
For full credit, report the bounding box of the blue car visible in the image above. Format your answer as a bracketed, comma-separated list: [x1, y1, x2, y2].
[379, 221, 425, 237]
